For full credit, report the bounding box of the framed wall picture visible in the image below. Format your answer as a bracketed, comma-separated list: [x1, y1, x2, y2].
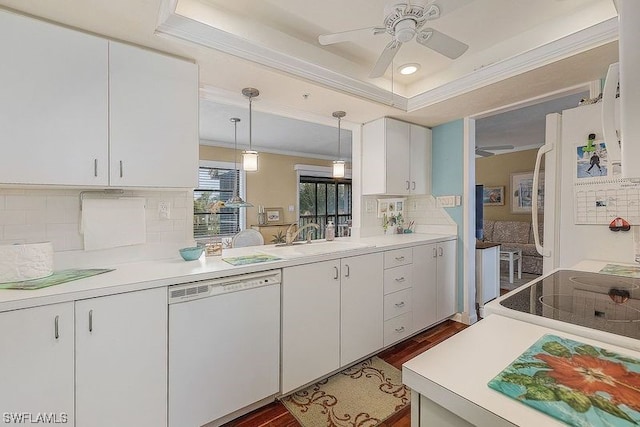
[482, 186, 504, 206]
[265, 207, 284, 224]
[377, 198, 406, 218]
[511, 171, 544, 214]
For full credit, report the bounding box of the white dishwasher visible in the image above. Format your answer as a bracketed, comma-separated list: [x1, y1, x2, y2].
[168, 270, 281, 427]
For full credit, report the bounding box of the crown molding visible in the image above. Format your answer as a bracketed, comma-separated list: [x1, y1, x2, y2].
[157, 1, 617, 114]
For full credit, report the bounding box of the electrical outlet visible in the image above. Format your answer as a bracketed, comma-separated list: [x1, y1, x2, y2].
[288, 205, 295, 212]
[158, 201, 171, 219]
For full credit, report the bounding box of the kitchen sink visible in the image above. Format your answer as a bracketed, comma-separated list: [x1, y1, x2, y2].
[258, 240, 374, 259]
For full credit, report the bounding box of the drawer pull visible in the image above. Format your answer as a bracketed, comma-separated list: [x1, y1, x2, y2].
[54, 315, 59, 340]
[333, 266, 339, 280]
[438, 247, 444, 257]
[395, 277, 405, 282]
[395, 326, 405, 333]
[89, 309, 93, 332]
[395, 301, 405, 308]
[395, 256, 405, 261]
[94, 159, 98, 177]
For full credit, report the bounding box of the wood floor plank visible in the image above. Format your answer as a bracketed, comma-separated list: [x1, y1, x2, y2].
[222, 319, 467, 427]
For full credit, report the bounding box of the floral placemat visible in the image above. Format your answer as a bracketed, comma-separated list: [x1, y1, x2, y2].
[222, 254, 281, 266]
[0, 269, 114, 290]
[488, 334, 640, 426]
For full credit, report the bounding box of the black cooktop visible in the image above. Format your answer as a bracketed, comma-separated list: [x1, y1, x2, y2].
[500, 270, 640, 340]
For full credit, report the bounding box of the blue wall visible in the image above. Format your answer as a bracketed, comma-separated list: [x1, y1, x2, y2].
[432, 120, 465, 311]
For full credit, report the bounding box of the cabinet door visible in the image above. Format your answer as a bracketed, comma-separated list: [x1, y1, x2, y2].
[76, 288, 167, 427]
[410, 124, 432, 195]
[385, 118, 411, 195]
[0, 10, 109, 186]
[109, 42, 198, 188]
[412, 244, 438, 332]
[0, 303, 74, 421]
[282, 261, 341, 394]
[340, 253, 383, 366]
[436, 240, 458, 320]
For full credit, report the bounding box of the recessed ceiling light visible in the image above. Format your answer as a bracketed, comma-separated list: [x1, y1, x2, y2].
[399, 63, 420, 75]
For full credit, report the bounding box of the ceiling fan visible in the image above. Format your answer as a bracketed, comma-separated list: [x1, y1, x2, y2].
[475, 145, 515, 157]
[318, 0, 469, 78]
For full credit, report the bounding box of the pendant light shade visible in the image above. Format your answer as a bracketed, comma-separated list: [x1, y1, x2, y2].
[242, 87, 260, 172]
[332, 111, 346, 178]
[226, 117, 253, 208]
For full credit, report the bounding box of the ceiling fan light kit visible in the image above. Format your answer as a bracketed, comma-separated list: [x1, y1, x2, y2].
[241, 87, 259, 172]
[318, 1, 468, 78]
[332, 111, 347, 178]
[399, 63, 420, 75]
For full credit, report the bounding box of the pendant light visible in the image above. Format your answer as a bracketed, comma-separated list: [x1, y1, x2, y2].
[332, 111, 346, 178]
[226, 117, 253, 208]
[241, 87, 259, 172]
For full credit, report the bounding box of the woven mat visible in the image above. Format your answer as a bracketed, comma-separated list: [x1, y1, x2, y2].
[281, 357, 409, 427]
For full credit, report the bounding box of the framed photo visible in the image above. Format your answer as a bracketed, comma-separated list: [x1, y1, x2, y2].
[265, 207, 284, 224]
[377, 198, 406, 218]
[482, 186, 504, 206]
[511, 171, 544, 214]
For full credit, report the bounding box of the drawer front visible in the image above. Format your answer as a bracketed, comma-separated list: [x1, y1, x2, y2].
[384, 248, 413, 269]
[384, 312, 412, 346]
[383, 265, 413, 294]
[384, 288, 412, 321]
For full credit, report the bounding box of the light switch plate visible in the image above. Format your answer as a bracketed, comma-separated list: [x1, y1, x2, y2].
[436, 196, 456, 208]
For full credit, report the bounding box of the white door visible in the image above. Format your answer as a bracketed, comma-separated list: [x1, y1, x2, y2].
[410, 124, 432, 195]
[282, 261, 341, 393]
[75, 288, 167, 427]
[436, 240, 458, 321]
[385, 118, 411, 195]
[109, 42, 198, 188]
[0, 10, 108, 186]
[412, 244, 438, 332]
[340, 253, 384, 366]
[0, 303, 74, 422]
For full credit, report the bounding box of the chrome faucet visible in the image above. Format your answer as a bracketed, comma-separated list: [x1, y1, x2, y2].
[285, 222, 320, 245]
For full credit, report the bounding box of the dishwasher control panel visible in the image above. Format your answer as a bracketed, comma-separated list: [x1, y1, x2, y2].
[168, 269, 281, 303]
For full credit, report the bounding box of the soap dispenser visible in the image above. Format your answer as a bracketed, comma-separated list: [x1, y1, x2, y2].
[326, 220, 335, 241]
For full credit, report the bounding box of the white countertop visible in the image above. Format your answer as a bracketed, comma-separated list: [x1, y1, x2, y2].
[402, 314, 640, 427]
[0, 233, 455, 312]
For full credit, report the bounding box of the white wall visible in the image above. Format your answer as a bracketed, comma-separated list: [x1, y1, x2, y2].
[0, 188, 193, 268]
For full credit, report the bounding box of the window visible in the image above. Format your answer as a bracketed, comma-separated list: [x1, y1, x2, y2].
[193, 161, 246, 240]
[299, 176, 352, 239]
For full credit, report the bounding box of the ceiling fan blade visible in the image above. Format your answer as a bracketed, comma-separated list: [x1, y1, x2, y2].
[475, 150, 495, 157]
[477, 145, 515, 151]
[369, 40, 402, 78]
[416, 28, 469, 59]
[318, 27, 386, 46]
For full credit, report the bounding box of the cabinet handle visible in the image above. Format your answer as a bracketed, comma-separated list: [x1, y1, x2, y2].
[412, 181, 416, 190]
[395, 256, 405, 261]
[395, 277, 405, 282]
[406, 180, 410, 190]
[395, 326, 405, 333]
[432, 247, 438, 258]
[54, 315, 59, 340]
[94, 159, 98, 177]
[333, 266, 339, 280]
[344, 264, 350, 278]
[395, 301, 405, 308]
[119, 160, 123, 178]
[438, 247, 444, 257]
[89, 309, 93, 332]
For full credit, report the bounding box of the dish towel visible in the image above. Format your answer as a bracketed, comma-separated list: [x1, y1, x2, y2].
[81, 198, 146, 251]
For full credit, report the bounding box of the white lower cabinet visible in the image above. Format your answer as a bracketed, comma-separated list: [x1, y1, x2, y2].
[0, 288, 167, 426]
[281, 253, 383, 394]
[76, 287, 167, 427]
[436, 240, 457, 320]
[0, 303, 75, 422]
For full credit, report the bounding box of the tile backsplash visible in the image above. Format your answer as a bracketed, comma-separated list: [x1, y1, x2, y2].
[0, 188, 193, 268]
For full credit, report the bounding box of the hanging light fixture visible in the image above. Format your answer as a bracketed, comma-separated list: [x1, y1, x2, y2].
[332, 111, 346, 178]
[241, 87, 259, 172]
[226, 117, 253, 208]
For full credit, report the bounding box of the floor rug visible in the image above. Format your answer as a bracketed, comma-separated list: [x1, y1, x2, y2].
[281, 356, 409, 427]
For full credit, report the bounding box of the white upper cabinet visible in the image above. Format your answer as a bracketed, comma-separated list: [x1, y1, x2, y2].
[362, 117, 432, 196]
[0, 10, 198, 188]
[0, 10, 109, 186]
[109, 42, 198, 188]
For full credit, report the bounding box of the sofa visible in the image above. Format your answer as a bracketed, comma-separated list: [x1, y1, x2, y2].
[482, 219, 543, 275]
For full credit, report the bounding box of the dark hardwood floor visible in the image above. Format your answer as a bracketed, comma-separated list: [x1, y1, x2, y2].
[223, 320, 468, 427]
